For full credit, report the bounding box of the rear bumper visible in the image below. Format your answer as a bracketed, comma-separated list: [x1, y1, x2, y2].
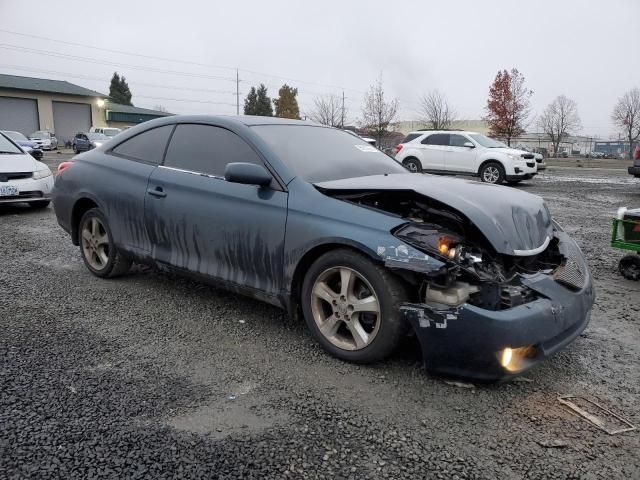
[629, 166, 640, 177]
[400, 236, 594, 381]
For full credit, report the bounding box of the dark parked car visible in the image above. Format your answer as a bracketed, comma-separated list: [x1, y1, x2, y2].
[72, 132, 109, 153]
[52, 116, 594, 380]
[629, 146, 640, 178]
[1, 130, 44, 160]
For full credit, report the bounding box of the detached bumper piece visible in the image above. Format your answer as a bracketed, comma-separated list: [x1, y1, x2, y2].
[401, 258, 594, 381]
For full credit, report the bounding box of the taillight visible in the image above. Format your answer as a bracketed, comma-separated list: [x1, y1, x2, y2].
[57, 161, 74, 175]
[395, 144, 403, 154]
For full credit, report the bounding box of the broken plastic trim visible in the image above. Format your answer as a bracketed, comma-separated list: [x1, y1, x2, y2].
[513, 236, 551, 256]
[400, 303, 460, 329]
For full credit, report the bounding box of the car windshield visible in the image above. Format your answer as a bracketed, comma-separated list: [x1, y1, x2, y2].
[87, 133, 108, 140]
[31, 131, 50, 139]
[3, 131, 27, 141]
[0, 134, 24, 154]
[252, 125, 406, 182]
[468, 133, 504, 148]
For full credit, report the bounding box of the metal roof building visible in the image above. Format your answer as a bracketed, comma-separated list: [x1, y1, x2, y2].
[0, 73, 172, 144]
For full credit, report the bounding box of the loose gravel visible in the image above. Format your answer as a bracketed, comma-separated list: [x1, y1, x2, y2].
[1, 161, 639, 479]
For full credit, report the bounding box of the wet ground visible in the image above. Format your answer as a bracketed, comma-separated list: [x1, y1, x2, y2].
[1, 158, 639, 479]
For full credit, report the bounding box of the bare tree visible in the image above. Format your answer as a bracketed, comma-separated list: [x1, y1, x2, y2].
[308, 94, 345, 127]
[538, 95, 582, 156]
[612, 88, 640, 159]
[360, 75, 399, 145]
[420, 90, 456, 129]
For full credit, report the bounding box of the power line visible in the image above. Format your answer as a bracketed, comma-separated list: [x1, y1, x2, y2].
[0, 64, 237, 95]
[0, 44, 236, 82]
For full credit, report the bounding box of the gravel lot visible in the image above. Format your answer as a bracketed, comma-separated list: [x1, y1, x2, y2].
[1, 153, 639, 479]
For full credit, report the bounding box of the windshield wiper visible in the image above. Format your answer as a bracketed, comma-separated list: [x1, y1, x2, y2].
[0, 150, 20, 154]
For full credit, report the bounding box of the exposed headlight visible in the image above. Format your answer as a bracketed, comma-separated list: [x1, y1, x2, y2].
[93, 142, 103, 147]
[506, 153, 519, 160]
[32, 168, 52, 180]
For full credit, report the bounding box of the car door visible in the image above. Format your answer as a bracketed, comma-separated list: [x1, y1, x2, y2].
[419, 133, 448, 170]
[105, 125, 174, 254]
[144, 123, 288, 297]
[443, 134, 477, 172]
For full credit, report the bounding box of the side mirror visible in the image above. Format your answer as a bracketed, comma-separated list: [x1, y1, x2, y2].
[463, 142, 475, 148]
[225, 162, 272, 187]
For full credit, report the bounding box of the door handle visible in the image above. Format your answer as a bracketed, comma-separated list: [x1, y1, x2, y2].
[147, 186, 167, 198]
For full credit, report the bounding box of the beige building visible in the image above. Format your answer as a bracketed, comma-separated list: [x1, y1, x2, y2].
[0, 73, 171, 145]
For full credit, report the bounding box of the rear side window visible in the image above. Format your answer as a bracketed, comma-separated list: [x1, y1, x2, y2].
[111, 125, 173, 164]
[449, 134, 470, 147]
[401, 133, 421, 143]
[422, 133, 449, 146]
[163, 124, 263, 177]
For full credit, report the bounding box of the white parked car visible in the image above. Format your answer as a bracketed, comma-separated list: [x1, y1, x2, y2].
[0, 132, 53, 208]
[90, 127, 122, 138]
[29, 131, 58, 150]
[394, 130, 538, 184]
[515, 144, 546, 170]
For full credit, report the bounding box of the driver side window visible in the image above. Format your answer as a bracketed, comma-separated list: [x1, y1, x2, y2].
[449, 134, 470, 147]
[163, 124, 266, 178]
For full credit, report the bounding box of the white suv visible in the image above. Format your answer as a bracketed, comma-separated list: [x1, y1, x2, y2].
[394, 130, 537, 184]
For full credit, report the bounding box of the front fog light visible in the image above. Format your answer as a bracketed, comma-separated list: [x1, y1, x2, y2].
[498, 346, 537, 372]
[500, 348, 513, 368]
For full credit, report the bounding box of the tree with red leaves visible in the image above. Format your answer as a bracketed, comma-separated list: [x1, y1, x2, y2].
[484, 69, 532, 146]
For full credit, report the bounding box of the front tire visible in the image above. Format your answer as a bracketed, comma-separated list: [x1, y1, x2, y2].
[301, 249, 408, 363]
[402, 157, 422, 173]
[78, 208, 131, 278]
[480, 162, 505, 184]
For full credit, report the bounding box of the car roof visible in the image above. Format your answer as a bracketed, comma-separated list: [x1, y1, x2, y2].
[142, 114, 320, 127]
[407, 130, 477, 135]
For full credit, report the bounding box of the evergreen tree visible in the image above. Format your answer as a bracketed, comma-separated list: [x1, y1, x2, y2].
[244, 86, 258, 115]
[108, 72, 133, 106]
[273, 84, 300, 119]
[255, 84, 273, 116]
[244, 84, 273, 116]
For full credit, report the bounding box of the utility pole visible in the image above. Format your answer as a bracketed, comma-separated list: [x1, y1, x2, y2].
[236, 69, 240, 115]
[341, 90, 345, 129]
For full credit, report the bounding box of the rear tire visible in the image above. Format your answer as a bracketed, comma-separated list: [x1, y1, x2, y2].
[480, 162, 505, 184]
[28, 200, 50, 209]
[619, 255, 640, 281]
[78, 208, 131, 278]
[402, 157, 422, 173]
[301, 249, 409, 363]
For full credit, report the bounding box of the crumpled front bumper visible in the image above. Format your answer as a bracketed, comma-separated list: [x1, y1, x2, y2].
[400, 237, 595, 381]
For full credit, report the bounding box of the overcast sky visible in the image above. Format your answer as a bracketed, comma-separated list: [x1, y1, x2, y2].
[1, 0, 638, 137]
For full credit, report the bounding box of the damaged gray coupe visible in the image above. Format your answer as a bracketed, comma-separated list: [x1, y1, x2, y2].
[53, 116, 594, 380]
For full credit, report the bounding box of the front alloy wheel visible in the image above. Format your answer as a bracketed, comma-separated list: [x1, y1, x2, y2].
[311, 266, 381, 351]
[480, 162, 505, 184]
[301, 249, 408, 363]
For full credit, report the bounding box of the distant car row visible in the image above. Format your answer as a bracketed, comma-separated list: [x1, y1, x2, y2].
[394, 130, 545, 185]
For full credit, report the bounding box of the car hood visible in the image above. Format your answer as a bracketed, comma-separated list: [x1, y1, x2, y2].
[315, 173, 553, 256]
[0, 153, 38, 172]
[491, 147, 530, 156]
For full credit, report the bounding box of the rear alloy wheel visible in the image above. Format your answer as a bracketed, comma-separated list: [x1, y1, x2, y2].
[403, 157, 422, 173]
[301, 249, 408, 363]
[619, 255, 640, 281]
[480, 162, 505, 184]
[79, 208, 131, 278]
